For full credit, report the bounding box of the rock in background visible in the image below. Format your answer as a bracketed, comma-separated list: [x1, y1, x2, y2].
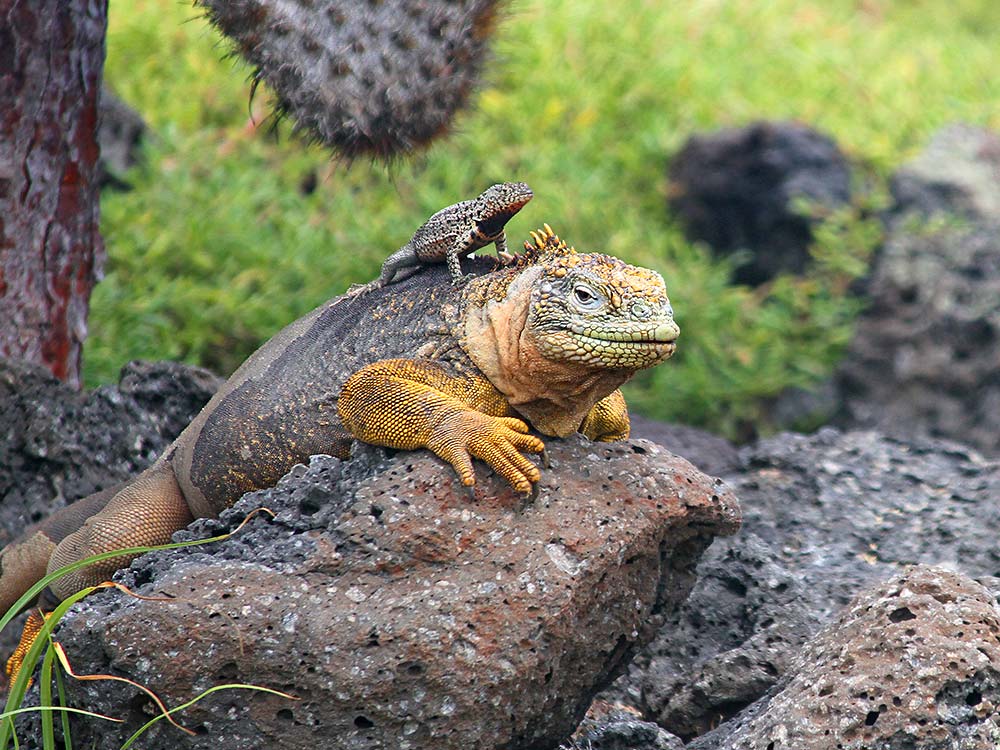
[0, 358, 219, 546]
[831, 123, 1000, 457]
[666, 121, 853, 285]
[601, 428, 1000, 746]
[50, 438, 739, 749]
[834, 222, 1000, 455]
[97, 86, 147, 190]
[689, 566, 1000, 749]
[888, 124, 1000, 224]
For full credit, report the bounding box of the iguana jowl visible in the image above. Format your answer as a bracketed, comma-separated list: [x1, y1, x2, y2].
[374, 181, 533, 286]
[0, 224, 679, 683]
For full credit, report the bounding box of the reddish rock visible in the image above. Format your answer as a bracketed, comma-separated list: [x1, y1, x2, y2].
[53, 437, 740, 749]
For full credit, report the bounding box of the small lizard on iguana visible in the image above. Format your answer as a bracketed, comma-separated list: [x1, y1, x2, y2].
[368, 181, 533, 289]
[0, 223, 679, 684]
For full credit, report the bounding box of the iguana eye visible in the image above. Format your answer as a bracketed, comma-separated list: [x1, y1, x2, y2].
[572, 284, 603, 310]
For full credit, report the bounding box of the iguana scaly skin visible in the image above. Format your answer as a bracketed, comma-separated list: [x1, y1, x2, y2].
[0, 225, 678, 683]
[373, 182, 533, 286]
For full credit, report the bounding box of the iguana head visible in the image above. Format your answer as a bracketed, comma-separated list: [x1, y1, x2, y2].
[521, 226, 679, 370]
[460, 224, 680, 436]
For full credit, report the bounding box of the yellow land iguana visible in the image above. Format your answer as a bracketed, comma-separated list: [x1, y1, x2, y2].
[0, 224, 679, 684]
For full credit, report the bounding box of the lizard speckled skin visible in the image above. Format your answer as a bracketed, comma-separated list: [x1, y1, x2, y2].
[373, 182, 533, 286]
[0, 224, 679, 684]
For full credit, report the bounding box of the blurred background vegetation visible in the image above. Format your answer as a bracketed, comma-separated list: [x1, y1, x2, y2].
[92, 0, 1000, 439]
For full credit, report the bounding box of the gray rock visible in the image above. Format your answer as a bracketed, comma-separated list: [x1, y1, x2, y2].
[689, 565, 1000, 749]
[0, 358, 220, 546]
[48, 437, 739, 749]
[98, 87, 146, 189]
[667, 121, 852, 285]
[565, 703, 684, 750]
[628, 415, 740, 476]
[834, 223, 1000, 455]
[604, 428, 1000, 739]
[889, 124, 1000, 223]
[627, 534, 814, 740]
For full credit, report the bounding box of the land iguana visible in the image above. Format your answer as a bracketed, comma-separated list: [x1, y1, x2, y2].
[0, 224, 679, 683]
[370, 181, 534, 288]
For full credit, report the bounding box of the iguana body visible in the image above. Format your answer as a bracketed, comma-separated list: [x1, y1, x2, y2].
[374, 182, 533, 286]
[0, 225, 679, 682]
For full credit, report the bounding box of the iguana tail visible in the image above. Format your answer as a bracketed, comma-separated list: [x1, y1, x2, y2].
[0, 463, 194, 615]
[0, 486, 119, 616]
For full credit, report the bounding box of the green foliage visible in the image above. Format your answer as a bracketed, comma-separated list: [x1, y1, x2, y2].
[90, 0, 1000, 437]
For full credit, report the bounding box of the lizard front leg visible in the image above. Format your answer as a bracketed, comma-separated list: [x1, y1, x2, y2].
[579, 389, 630, 442]
[337, 359, 545, 495]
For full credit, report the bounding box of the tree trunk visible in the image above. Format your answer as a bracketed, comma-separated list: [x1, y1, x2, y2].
[0, 0, 108, 389]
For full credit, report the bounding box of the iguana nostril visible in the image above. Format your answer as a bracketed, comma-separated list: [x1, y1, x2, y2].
[632, 301, 652, 320]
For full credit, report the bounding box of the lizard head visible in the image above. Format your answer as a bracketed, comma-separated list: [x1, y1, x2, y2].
[522, 226, 680, 370]
[475, 182, 534, 236]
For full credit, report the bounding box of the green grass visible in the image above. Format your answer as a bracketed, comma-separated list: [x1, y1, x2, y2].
[90, 0, 1000, 437]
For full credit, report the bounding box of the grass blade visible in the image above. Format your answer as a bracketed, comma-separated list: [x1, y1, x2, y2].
[120, 684, 298, 750]
[39, 645, 55, 750]
[54, 662, 72, 750]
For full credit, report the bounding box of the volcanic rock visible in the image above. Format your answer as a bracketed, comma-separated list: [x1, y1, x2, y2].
[0, 358, 220, 546]
[604, 428, 1000, 739]
[889, 123, 1000, 223]
[667, 121, 852, 285]
[48, 437, 739, 749]
[834, 222, 1000, 455]
[688, 566, 1000, 749]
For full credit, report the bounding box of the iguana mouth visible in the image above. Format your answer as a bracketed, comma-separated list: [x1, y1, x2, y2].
[568, 322, 680, 345]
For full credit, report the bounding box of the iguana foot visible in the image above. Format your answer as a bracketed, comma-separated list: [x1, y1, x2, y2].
[5, 609, 49, 689]
[579, 390, 631, 442]
[428, 413, 545, 496]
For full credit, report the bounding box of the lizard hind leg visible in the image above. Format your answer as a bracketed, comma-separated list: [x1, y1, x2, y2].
[376, 244, 420, 288]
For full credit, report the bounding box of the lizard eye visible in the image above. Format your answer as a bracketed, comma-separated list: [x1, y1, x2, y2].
[572, 283, 603, 311]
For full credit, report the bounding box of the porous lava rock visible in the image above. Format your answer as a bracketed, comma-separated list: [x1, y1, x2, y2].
[688, 566, 1000, 749]
[889, 123, 1000, 223]
[834, 222, 1000, 455]
[603, 428, 1000, 740]
[0, 358, 220, 546]
[50, 437, 739, 749]
[564, 701, 685, 750]
[667, 121, 852, 285]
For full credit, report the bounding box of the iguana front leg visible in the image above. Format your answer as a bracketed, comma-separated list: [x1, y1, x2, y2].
[337, 359, 545, 495]
[579, 389, 630, 442]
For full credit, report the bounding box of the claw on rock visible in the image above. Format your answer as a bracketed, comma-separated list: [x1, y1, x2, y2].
[541, 447, 551, 469]
[527, 481, 540, 502]
[465, 483, 477, 501]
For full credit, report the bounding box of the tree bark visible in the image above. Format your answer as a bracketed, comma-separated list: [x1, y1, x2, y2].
[0, 0, 108, 388]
